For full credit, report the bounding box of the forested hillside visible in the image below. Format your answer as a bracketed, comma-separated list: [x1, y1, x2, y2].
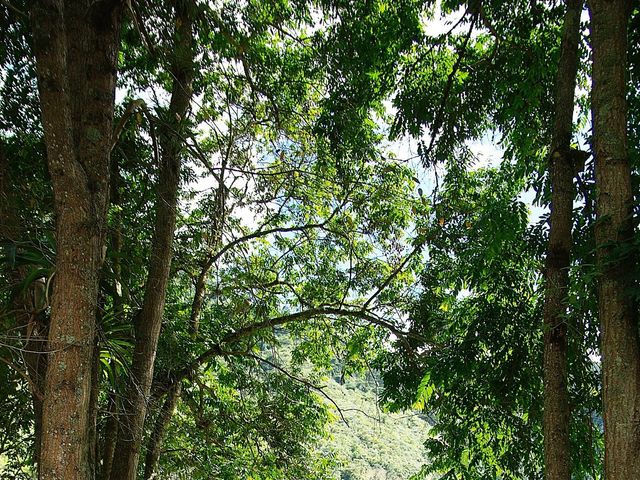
[319, 374, 430, 480]
[1, 0, 639, 479]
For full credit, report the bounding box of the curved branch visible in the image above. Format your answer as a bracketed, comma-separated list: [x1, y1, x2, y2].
[155, 306, 418, 397]
[208, 196, 346, 264]
[1, 0, 25, 17]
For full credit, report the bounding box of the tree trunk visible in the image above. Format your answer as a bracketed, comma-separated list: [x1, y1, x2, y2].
[145, 176, 227, 474]
[189, 263, 212, 336]
[542, 1, 583, 479]
[588, 1, 640, 478]
[109, 2, 194, 477]
[88, 338, 102, 478]
[98, 393, 118, 480]
[143, 382, 183, 480]
[189, 174, 228, 336]
[30, 1, 122, 478]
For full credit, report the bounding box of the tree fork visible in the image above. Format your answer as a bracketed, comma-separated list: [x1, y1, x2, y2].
[30, 1, 123, 477]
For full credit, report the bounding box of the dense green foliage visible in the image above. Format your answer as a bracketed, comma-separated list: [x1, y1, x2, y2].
[0, 0, 638, 479]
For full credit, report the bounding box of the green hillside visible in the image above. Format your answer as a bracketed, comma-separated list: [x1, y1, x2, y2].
[317, 374, 431, 480]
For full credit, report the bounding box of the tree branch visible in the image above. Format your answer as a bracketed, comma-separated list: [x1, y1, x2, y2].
[207, 198, 345, 264]
[424, 12, 478, 161]
[363, 241, 425, 310]
[246, 352, 350, 426]
[1, 0, 26, 18]
[155, 306, 418, 398]
[0, 356, 44, 401]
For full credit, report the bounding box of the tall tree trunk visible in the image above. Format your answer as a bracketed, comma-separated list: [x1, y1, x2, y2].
[542, 1, 583, 479]
[109, 2, 194, 478]
[142, 260, 211, 476]
[143, 382, 182, 480]
[143, 179, 228, 476]
[30, 1, 122, 478]
[588, 1, 640, 478]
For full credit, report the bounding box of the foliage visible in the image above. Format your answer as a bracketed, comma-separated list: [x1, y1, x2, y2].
[379, 165, 547, 479]
[157, 359, 334, 480]
[0, 365, 34, 479]
[0, 0, 636, 479]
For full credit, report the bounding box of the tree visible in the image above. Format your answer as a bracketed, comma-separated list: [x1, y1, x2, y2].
[2, 1, 638, 478]
[589, 1, 640, 477]
[541, 1, 583, 478]
[381, 0, 604, 477]
[380, 166, 547, 478]
[29, 1, 123, 477]
[108, 1, 194, 477]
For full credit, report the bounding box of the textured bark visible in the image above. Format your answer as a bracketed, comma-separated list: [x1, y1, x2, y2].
[542, 1, 583, 479]
[109, 2, 194, 478]
[30, 1, 122, 478]
[588, 1, 640, 478]
[142, 382, 182, 480]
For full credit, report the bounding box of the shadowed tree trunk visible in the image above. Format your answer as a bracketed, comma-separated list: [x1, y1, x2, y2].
[0, 139, 48, 473]
[96, 128, 126, 480]
[588, 1, 640, 478]
[542, 1, 583, 478]
[143, 382, 183, 480]
[98, 393, 119, 480]
[29, 0, 122, 477]
[109, 2, 194, 478]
